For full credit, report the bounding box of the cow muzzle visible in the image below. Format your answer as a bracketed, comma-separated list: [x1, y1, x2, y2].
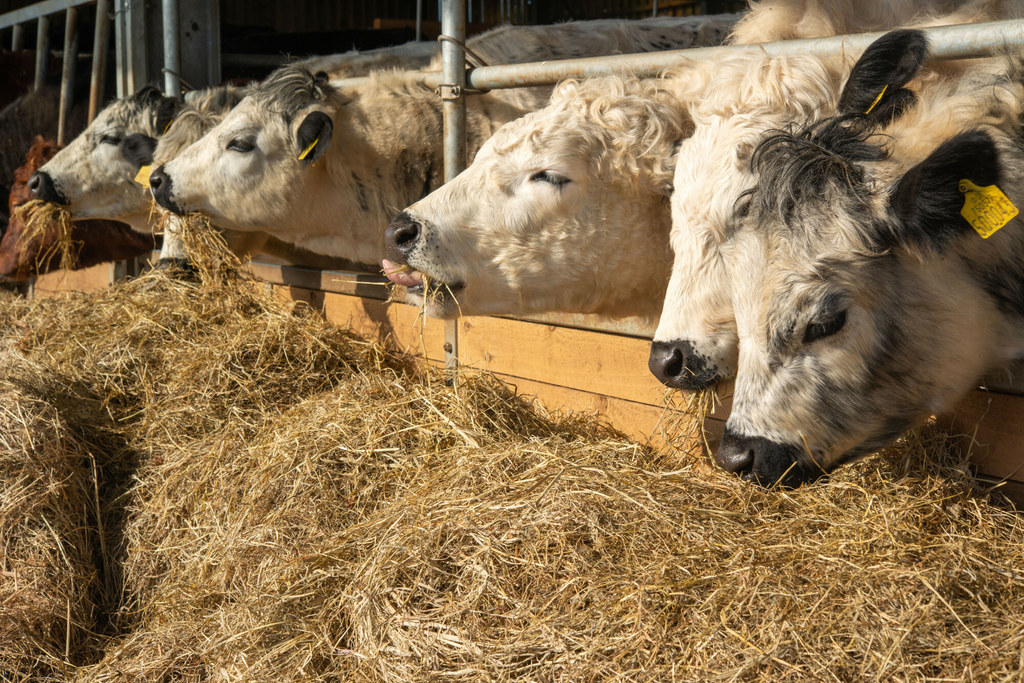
[27, 171, 69, 205]
[716, 429, 820, 488]
[149, 166, 184, 214]
[648, 339, 726, 390]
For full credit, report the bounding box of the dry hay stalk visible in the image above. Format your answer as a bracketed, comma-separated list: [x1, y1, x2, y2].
[152, 210, 244, 285]
[0, 374, 101, 681]
[0, 267, 1021, 680]
[11, 200, 80, 273]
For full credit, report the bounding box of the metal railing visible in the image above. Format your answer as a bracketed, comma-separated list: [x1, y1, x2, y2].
[0, 0, 111, 141]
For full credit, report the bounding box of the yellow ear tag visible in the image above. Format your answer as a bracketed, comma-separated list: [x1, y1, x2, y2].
[298, 137, 318, 161]
[959, 178, 1019, 239]
[163, 119, 173, 134]
[134, 165, 153, 188]
[864, 84, 888, 115]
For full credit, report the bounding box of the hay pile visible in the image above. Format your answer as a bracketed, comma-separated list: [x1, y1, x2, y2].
[0, 258, 1022, 681]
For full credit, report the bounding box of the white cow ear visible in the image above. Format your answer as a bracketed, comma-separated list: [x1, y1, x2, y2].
[296, 111, 333, 166]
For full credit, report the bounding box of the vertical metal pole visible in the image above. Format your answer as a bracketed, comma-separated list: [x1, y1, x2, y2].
[12, 23, 24, 51]
[441, 0, 466, 372]
[161, 0, 181, 96]
[653, 0, 659, 17]
[58, 7, 80, 146]
[89, 0, 112, 123]
[34, 15, 50, 91]
[416, 0, 422, 41]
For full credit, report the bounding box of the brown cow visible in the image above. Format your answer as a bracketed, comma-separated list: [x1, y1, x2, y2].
[0, 136, 155, 280]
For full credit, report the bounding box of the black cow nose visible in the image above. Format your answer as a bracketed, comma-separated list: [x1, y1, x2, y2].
[148, 166, 183, 214]
[27, 171, 67, 204]
[648, 339, 722, 390]
[384, 211, 421, 261]
[148, 168, 165, 193]
[717, 429, 811, 488]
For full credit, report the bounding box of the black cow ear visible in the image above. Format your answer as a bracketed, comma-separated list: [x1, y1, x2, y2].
[155, 96, 181, 135]
[838, 29, 928, 120]
[122, 133, 157, 168]
[295, 111, 333, 166]
[887, 130, 1003, 252]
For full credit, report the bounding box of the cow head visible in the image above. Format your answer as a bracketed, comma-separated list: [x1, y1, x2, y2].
[650, 29, 929, 391]
[28, 86, 181, 229]
[381, 76, 689, 319]
[719, 109, 1022, 487]
[151, 67, 335, 238]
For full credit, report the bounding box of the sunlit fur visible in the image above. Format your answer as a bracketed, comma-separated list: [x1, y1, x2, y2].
[35, 87, 179, 230]
[728, 0, 1010, 44]
[726, 58, 1024, 476]
[400, 76, 693, 319]
[654, 1, 1024, 385]
[156, 17, 725, 268]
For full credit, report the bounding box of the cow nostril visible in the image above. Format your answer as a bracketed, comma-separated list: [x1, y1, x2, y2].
[384, 211, 422, 259]
[648, 341, 684, 384]
[27, 173, 41, 195]
[393, 221, 419, 249]
[148, 171, 163, 192]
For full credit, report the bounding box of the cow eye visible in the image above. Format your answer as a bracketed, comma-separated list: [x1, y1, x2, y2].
[530, 170, 569, 187]
[100, 134, 122, 146]
[227, 138, 256, 153]
[802, 309, 847, 344]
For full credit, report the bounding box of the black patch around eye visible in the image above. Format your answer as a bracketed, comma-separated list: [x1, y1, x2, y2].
[530, 171, 569, 187]
[803, 309, 848, 344]
[227, 138, 256, 153]
[123, 133, 157, 168]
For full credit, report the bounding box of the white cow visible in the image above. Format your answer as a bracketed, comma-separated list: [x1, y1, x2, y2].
[650, 1, 1024, 390]
[148, 16, 733, 267]
[717, 42, 1024, 486]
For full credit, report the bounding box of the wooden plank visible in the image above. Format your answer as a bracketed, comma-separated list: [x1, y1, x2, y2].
[32, 263, 111, 297]
[940, 389, 1024, 484]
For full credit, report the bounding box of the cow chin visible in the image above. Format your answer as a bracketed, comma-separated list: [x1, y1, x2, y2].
[403, 280, 465, 319]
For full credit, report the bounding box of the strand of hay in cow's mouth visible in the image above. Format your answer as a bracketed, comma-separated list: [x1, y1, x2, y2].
[0, 270, 1022, 680]
[11, 199, 80, 272]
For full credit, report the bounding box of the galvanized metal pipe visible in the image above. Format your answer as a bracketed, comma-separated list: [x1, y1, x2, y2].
[416, 0, 422, 42]
[441, 0, 467, 372]
[34, 14, 49, 91]
[57, 6, 79, 145]
[12, 22, 23, 50]
[339, 18, 1024, 92]
[161, 0, 181, 96]
[88, 0, 111, 122]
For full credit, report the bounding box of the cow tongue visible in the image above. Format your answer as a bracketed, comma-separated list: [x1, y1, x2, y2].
[382, 259, 425, 288]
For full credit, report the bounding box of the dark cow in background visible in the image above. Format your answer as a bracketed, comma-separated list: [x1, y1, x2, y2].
[0, 136, 154, 280]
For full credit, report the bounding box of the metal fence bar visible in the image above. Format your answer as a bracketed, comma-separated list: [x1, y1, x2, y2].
[34, 15, 49, 90]
[0, 0, 94, 29]
[11, 22, 23, 49]
[88, 0, 111, 122]
[333, 18, 1024, 92]
[57, 5, 79, 145]
[440, 0, 467, 372]
[161, 0, 181, 96]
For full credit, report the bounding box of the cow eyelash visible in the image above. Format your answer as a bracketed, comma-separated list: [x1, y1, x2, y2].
[227, 138, 256, 153]
[100, 134, 122, 146]
[802, 309, 848, 344]
[530, 171, 569, 187]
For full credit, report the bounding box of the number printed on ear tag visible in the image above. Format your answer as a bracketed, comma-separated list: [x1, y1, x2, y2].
[960, 178, 1019, 239]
